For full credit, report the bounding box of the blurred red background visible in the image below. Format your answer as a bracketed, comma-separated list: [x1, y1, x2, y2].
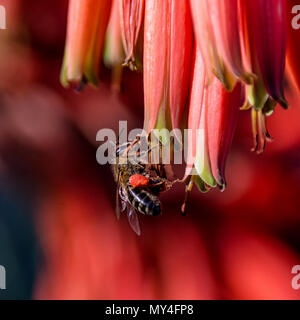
[0, 0, 299, 300]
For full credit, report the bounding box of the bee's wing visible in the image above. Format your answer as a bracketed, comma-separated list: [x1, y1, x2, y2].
[127, 206, 141, 236]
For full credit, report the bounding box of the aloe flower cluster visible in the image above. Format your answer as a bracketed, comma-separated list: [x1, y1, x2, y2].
[61, 0, 299, 192]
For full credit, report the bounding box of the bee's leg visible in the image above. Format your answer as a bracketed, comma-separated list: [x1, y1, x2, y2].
[127, 206, 141, 236]
[147, 132, 156, 168]
[181, 176, 194, 216]
[148, 180, 164, 187]
[149, 178, 179, 193]
[123, 137, 142, 165]
[148, 180, 165, 191]
[146, 132, 161, 171]
[152, 139, 164, 176]
[124, 136, 141, 155]
[151, 139, 161, 174]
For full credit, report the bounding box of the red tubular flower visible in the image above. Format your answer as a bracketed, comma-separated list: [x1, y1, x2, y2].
[189, 0, 236, 91]
[186, 47, 243, 191]
[143, 0, 169, 133]
[189, 0, 289, 154]
[208, 0, 252, 84]
[169, 0, 193, 131]
[241, 0, 288, 108]
[143, 0, 193, 133]
[59, 0, 297, 194]
[104, 0, 123, 67]
[207, 80, 244, 189]
[119, 0, 144, 70]
[287, 0, 300, 91]
[60, 0, 112, 88]
[194, 79, 216, 188]
[104, 0, 124, 92]
[238, 0, 288, 153]
[185, 48, 206, 178]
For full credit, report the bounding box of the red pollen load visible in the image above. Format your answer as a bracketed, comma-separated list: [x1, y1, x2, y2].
[129, 174, 150, 188]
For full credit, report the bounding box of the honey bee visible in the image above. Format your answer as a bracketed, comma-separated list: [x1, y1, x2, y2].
[112, 137, 175, 235]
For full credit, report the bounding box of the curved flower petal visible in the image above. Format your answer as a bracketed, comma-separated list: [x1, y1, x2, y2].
[169, 0, 193, 130]
[185, 47, 215, 187]
[143, 0, 169, 133]
[194, 85, 216, 188]
[119, 0, 144, 70]
[186, 50, 243, 189]
[185, 48, 205, 177]
[241, 0, 288, 108]
[189, 0, 236, 91]
[61, 0, 112, 88]
[104, 0, 123, 67]
[104, 0, 124, 92]
[207, 79, 244, 188]
[208, 0, 252, 84]
[143, 0, 193, 133]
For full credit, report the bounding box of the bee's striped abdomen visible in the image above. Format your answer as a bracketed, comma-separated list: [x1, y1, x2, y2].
[127, 187, 161, 216]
